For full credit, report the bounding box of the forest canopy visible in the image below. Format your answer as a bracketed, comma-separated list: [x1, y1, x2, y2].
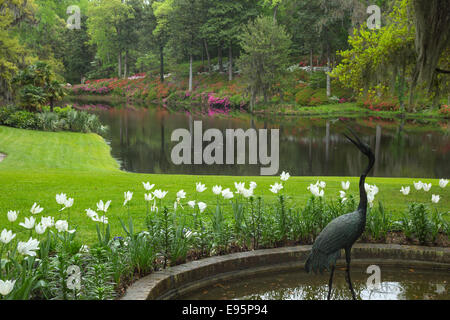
[0, 0, 449, 109]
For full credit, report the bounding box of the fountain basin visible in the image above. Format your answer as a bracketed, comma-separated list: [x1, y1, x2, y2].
[121, 244, 450, 300]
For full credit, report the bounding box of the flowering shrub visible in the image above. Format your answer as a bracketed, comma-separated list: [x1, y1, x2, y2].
[207, 93, 231, 109]
[438, 105, 450, 116]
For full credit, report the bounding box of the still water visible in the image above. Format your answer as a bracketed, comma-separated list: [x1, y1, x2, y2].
[177, 267, 449, 300]
[77, 103, 449, 178]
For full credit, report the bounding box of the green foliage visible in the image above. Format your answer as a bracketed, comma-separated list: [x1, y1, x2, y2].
[238, 15, 292, 109]
[295, 86, 315, 105]
[309, 72, 327, 89]
[13, 62, 67, 110]
[330, 0, 424, 108]
[0, 105, 106, 134]
[402, 203, 431, 244]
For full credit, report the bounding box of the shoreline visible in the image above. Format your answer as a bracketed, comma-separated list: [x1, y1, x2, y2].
[65, 94, 449, 120]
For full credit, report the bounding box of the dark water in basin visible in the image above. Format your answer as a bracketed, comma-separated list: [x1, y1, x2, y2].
[76, 103, 449, 178]
[178, 267, 450, 300]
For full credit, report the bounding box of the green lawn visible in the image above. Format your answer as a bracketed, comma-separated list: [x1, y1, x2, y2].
[0, 125, 448, 244]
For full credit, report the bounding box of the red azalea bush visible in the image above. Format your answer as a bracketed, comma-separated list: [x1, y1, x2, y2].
[438, 105, 450, 115]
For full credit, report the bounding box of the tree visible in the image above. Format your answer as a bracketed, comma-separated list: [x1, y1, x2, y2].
[237, 15, 292, 111]
[169, 0, 205, 91]
[13, 61, 66, 111]
[202, 0, 258, 81]
[153, 0, 173, 82]
[410, 0, 450, 105]
[87, 0, 135, 78]
[0, 0, 35, 102]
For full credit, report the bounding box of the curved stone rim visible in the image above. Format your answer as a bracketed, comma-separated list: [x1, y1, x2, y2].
[121, 244, 450, 300]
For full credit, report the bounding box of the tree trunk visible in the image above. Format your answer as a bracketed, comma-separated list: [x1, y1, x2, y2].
[160, 43, 164, 82]
[118, 52, 122, 78]
[218, 42, 223, 72]
[228, 42, 233, 81]
[124, 50, 128, 78]
[204, 39, 211, 72]
[189, 54, 193, 92]
[309, 48, 313, 74]
[326, 48, 331, 97]
[273, 4, 278, 22]
[250, 86, 256, 113]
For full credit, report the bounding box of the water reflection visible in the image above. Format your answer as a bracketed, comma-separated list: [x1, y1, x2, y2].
[77, 104, 449, 177]
[177, 267, 449, 300]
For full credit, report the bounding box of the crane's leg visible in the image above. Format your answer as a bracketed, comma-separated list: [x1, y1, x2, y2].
[327, 265, 335, 300]
[344, 248, 357, 300]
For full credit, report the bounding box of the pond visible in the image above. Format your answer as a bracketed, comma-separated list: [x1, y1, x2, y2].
[74, 102, 450, 178]
[177, 266, 450, 300]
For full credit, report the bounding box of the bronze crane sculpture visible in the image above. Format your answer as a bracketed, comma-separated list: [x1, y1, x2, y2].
[305, 129, 375, 300]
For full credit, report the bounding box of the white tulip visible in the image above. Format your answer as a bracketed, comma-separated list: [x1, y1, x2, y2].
[35, 223, 47, 235]
[270, 182, 284, 194]
[431, 194, 440, 204]
[221, 188, 234, 199]
[242, 188, 254, 198]
[142, 182, 155, 191]
[7, 210, 18, 222]
[177, 190, 186, 199]
[17, 238, 40, 256]
[439, 179, 448, 188]
[144, 193, 154, 201]
[339, 191, 346, 199]
[249, 181, 257, 190]
[123, 191, 133, 206]
[19, 216, 35, 229]
[0, 229, 16, 244]
[196, 182, 207, 193]
[280, 171, 290, 181]
[422, 183, 432, 192]
[413, 181, 423, 190]
[79, 245, 89, 254]
[56, 193, 67, 205]
[212, 185, 222, 195]
[60, 197, 74, 211]
[234, 182, 245, 194]
[30, 203, 43, 215]
[55, 220, 75, 233]
[197, 202, 207, 213]
[0, 280, 15, 296]
[96, 200, 111, 212]
[307, 184, 322, 197]
[153, 189, 168, 199]
[400, 186, 410, 195]
[365, 183, 379, 196]
[85, 208, 98, 220]
[188, 200, 196, 208]
[317, 180, 326, 189]
[93, 215, 108, 224]
[341, 181, 350, 191]
[40, 216, 54, 228]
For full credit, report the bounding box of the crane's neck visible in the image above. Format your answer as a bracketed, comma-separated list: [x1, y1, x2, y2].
[358, 155, 375, 217]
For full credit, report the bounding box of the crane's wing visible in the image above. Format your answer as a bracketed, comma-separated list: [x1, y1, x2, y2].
[312, 211, 362, 254]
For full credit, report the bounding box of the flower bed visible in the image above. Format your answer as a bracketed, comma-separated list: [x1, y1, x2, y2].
[0, 173, 448, 300]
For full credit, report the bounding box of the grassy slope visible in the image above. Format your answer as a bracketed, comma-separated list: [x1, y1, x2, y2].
[0, 125, 448, 244]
